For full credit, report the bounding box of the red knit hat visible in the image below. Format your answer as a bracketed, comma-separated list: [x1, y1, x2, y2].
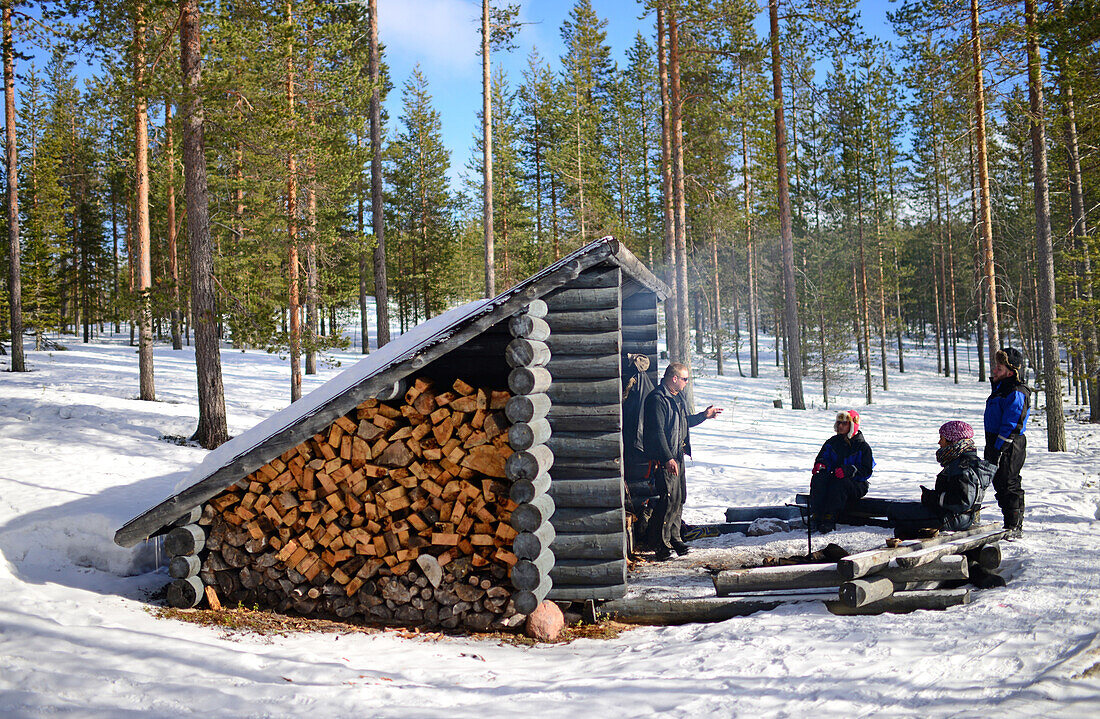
[835, 410, 860, 439]
[939, 420, 974, 444]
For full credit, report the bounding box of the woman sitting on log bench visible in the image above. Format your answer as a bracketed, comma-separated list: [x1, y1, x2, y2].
[887, 421, 996, 538]
[809, 410, 874, 533]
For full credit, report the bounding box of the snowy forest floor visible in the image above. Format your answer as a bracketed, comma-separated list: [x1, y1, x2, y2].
[1, 332, 1099, 718]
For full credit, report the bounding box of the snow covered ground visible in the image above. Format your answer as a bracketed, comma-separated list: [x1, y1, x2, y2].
[1, 332, 1099, 718]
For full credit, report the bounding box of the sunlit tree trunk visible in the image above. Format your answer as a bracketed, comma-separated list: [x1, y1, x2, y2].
[134, 0, 155, 400]
[971, 0, 999, 360]
[3, 2, 24, 371]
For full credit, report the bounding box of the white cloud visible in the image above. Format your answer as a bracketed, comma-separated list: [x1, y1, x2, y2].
[378, 0, 481, 79]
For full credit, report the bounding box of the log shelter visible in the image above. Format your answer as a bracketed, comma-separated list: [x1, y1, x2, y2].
[115, 237, 669, 628]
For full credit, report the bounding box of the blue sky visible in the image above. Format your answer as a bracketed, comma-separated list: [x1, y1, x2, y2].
[377, 0, 901, 190]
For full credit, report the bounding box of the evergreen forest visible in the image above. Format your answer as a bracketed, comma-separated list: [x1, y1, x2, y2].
[1, 0, 1098, 451]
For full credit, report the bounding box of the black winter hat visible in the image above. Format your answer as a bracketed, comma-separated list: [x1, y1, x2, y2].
[995, 347, 1025, 374]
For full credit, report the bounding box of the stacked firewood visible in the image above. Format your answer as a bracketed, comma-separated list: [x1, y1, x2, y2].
[195, 377, 523, 631]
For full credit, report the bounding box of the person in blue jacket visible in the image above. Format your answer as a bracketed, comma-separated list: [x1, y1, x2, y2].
[809, 410, 874, 532]
[985, 347, 1031, 537]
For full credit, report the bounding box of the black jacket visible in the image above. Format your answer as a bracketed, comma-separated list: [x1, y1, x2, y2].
[813, 431, 874, 483]
[642, 383, 706, 463]
[924, 450, 996, 531]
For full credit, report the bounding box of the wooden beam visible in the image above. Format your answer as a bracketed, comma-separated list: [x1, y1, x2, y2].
[825, 588, 971, 615]
[550, 531, 625, 560]
[544, 286, 619, 311]
[548, 478, 622, 508]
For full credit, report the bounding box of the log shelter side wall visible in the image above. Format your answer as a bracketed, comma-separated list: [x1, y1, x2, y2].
[544, 264, 628, 600]
[622, 286, 660, 519]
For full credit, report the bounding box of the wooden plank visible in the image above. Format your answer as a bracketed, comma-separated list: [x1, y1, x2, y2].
[549, 558, 626, 586]
[547, 478, 623, 508]
[549, 507, 624, 534]
[549, 531, 626, 560]
[825, 588, 971, 615]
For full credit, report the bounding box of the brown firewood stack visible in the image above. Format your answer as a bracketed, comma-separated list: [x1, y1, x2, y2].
[195, 376, 522, 631]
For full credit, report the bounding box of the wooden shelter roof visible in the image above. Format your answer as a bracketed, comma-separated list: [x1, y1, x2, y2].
[115, 237, 668, 548]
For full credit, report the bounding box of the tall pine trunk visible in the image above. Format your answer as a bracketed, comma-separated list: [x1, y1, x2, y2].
[1025, 0, 1065, 450]
[286, 1, 301, 402]
[971, 0, 1000, 361]
[668, 7, 690, 375]
[657, 5, 677, 361]
[166, 101, 182, 350]
[481, 0, 494, 297]
[181, 0, 228, 448]
[740, 61, 759, 378]
[134, 0, 155, 401]
[770, 0, 804, 408]
[3, 2, 24, 371]
[368, 0, 390, 346]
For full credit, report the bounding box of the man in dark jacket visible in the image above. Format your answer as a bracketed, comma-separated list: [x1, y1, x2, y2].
[809, 410, 874, 532]
[642, 362, 721, 560]
[888, 420, 996, 536]
[985, 347, 1031, 537]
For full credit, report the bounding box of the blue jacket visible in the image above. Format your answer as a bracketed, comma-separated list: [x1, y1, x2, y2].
[984, 375, 1030, 453]
[813, 431, 874, 483]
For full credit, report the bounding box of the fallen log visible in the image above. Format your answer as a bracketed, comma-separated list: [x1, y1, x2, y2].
[839, 575, 894, 607]
[838, 524, 1002, 579]
[597, 595, 823, 625]
[714, 554, 969, 595]
[725, 505, 803, 522]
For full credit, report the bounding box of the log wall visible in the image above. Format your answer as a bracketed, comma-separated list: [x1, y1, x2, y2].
[543, 264, 628, 600]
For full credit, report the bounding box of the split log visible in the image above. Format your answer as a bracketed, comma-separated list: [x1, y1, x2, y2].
[505, 393, 551, 424]
[839, 576, 895, 607]
[825, 588, 971, 615]
[164, 525, 205, 556]
[508, 367, 552, 395]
